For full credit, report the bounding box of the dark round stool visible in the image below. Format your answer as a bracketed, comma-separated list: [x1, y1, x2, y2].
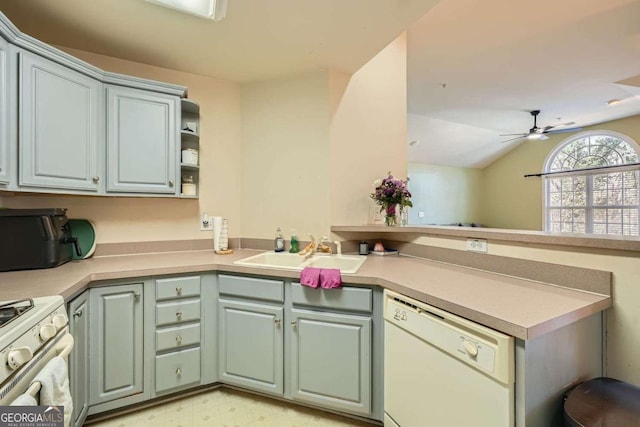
[564, 377, 640, 426]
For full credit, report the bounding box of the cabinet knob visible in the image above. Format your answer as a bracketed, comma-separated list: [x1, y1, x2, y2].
[176, 311, 182, 320]
[291, 320, 297, 327]
[274, 319, 281, 326]
[176, 335, 182, 344]
[168, 180, 174, 187]
[134, 293, 141, 301]
[176, 286, 182, 295]
[73, 308, 83, 318]
[176, 368, 182, 376]
[92, 176, 100, 183]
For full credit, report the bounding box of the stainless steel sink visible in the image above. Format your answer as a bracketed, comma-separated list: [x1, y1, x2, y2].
[233, 252, 366, 274]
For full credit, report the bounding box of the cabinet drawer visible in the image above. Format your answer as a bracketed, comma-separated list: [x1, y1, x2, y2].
[219, 274, 284, 302]
[156, 323, 201, 352]
[155, 347, 201, 393]
[156, 299, 200, 326]
[156, 276, 200, 300]
[291, 283, 372, 313]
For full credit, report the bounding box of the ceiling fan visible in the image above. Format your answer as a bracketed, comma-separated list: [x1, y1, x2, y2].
[501, 110, 581, 143]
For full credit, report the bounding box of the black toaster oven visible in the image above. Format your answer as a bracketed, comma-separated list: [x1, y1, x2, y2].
[0, 208, 81, 272]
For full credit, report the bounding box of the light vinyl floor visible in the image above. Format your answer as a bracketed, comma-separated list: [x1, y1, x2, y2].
[87, 387, 377, 427]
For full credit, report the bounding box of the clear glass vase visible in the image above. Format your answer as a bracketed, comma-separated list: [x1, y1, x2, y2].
[384, 204, 397, 226]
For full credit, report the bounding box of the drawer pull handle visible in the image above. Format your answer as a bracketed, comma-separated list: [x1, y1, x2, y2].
[176, 286, 182, 295]
[291, 320, 297, 327]
[274, 319, 281, 326]
[176, 335, 182, 344]
[176, 312, 183, 320]
[176, 368, 182, 376]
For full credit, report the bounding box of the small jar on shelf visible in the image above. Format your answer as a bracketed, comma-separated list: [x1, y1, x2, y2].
[181, 175, 197, 196]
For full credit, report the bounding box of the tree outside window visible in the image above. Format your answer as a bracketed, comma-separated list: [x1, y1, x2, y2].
[544, 131, 640, 236]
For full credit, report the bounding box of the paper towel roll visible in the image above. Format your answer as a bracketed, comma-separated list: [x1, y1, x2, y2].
[213, 216, 223, 251]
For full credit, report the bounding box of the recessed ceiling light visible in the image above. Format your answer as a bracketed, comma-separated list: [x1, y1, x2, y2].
[605, 99, 621, 106]
[145, 0, 227, 21]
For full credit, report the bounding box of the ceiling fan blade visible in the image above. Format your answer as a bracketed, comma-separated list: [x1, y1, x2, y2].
[545, 126, 582, 135]
[542, 121, 576, 132]
[501, 135, 526, 144]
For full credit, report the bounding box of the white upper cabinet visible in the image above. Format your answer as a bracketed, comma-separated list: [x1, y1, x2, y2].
[18, 50, 102, 191]
[0, 36, 9, 184]
[106, 85, 178, 194]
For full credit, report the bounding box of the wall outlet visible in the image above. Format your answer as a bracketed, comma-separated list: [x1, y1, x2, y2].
[466, 238, 488, 253]
[201, 213, 213, 231]
[418, 211, 425, 218]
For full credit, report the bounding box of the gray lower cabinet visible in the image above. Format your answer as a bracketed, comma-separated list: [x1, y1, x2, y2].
[289, 309, 372, 416]
[218, 298, 284, 396]
[217, 274, 379, 420]
[18, 50, 102, 191]
[0, 35, 9, 184]
[67, 291, 89, 427]
[89, 283, 144, 407]
[106, 85, 178, 194]
[152, 276, 203, 396]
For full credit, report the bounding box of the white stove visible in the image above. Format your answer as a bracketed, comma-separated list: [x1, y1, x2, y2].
[0, 295, 69, 402]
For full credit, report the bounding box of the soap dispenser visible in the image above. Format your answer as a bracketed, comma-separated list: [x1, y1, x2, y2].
[289, 230, 299, 253]
[274, 227, 285, 252]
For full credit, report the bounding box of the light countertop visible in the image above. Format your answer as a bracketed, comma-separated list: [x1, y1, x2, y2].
[0, 249, 610, 340]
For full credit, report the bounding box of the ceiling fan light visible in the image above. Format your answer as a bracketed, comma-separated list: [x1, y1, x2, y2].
[528, 133, 544, 140]
[145, 0, 227, 21]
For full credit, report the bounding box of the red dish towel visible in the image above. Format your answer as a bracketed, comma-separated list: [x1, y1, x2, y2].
[300, 267, 321, 288]
[320, 268, 342, 289]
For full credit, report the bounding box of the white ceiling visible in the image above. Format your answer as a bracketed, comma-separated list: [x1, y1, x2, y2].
[407, 0, 640, 167]
[2, 0, 640, 168]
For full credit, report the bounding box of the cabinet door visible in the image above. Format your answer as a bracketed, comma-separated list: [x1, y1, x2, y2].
[290, 309, 372, 416]
[106, 85, 177, 194]
[218, 299, 284, 396]
[68, 291, 89, 427]
[90, 284, 144, 406]
[0, 37, 8, 184]
[18, 51, 101, 191]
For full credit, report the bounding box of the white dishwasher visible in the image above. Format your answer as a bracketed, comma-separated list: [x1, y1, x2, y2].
[384, 290, 514, 427]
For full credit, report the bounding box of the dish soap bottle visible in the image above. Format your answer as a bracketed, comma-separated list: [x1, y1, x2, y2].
[289, 230, 299, 253]
[274, 227, 285, 252]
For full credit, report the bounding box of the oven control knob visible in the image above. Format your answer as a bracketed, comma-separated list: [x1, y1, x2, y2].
[7, 346, 33, 370]
[52, 314, 67, 330]
[462, 340, 479, 358]
[39, 324, 57, 341]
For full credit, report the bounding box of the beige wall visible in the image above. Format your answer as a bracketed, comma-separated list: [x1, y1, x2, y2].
[240, 70, 331, 240]
[3, 48, 243, 244]
[407, 162, 482, 225]
[239, 33, 408, 240]
[330, 34, 408, 227]
[480, 114, 640, 230]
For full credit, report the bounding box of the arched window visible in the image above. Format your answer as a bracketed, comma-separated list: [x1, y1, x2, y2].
[543, 131, 640, 235]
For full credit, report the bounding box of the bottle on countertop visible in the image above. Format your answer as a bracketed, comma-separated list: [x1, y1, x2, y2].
[289, 230, 299, 253]
[274, 227, 285, 252]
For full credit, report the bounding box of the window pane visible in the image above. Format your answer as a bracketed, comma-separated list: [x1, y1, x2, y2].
[544, 133, 640, 235]
[593, 223, 607, 234]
